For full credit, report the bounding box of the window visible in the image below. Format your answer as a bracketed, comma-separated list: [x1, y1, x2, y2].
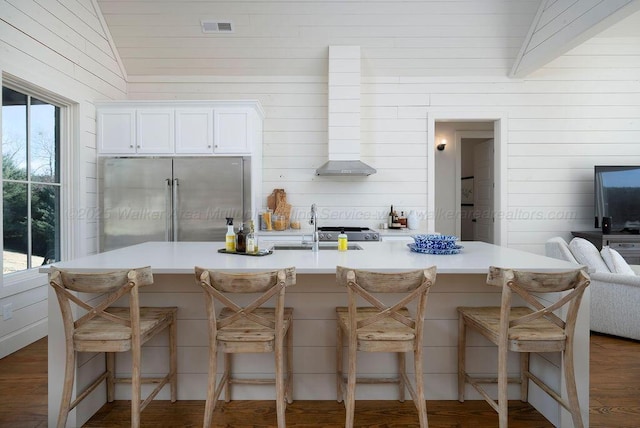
[2, 85, 61, 275]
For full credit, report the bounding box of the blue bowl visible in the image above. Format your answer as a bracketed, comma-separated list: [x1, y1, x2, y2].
[412, 234, 459, 250]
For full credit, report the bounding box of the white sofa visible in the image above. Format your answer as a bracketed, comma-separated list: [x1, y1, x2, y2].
[546, 236, 640, 341]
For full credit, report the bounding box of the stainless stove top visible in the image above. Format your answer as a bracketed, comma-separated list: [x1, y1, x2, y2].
[317, 227, 380, 241]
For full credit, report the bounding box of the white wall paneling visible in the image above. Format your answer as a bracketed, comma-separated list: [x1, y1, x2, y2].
[0, 0, 127, 403]
[512, 0, 640, 77]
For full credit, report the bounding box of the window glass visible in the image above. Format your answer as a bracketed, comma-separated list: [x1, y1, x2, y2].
[2, 87, 27, 181]
[2, 86, 62, 275]
[31, 184, 60, 266]
[30, 98, 59, 183]
[2, 182, 28, 274]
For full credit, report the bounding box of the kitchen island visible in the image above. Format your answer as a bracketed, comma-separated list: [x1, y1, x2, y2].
[44, 240, 587, 427]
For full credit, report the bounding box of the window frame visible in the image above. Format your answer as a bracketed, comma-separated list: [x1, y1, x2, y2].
[1, 75, 75, 293]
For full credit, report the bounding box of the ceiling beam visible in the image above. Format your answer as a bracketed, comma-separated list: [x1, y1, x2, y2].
[510, 0, 640, 78]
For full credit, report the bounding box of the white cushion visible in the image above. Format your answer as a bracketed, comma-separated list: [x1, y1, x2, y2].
[601, 246, 636, 276]
[569, 237, 610, 272]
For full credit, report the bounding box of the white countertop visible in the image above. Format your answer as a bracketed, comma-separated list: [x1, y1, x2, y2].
[41, 240, 580, 275]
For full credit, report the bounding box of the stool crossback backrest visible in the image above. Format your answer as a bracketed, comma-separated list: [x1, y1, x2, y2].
[487, 266, 590, 333]
[49, 266, 153, 332]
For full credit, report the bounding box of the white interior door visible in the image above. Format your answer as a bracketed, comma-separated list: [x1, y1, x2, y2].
[473, 139, 494, 243]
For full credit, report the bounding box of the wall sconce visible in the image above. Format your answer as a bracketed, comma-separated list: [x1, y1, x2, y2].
[437, 139, 447, 151]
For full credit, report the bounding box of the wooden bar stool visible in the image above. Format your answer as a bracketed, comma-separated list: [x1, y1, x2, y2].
[335, 266, 437, 428]
[195, 267, 296, 428]
[457, 266, 590, 428]
[48, 266, 178, 428]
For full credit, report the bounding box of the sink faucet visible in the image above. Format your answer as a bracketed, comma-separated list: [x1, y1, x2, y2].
[310, 203, 319, 252]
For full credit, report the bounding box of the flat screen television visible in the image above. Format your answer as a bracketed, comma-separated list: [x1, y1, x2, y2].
[595, 165, 640, 233]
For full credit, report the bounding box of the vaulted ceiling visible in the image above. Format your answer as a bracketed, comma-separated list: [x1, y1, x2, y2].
[94, 0, 640, 78]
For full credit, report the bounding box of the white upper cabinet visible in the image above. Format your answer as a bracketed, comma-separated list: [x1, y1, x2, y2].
[136, 108, 175, 154]
[214, 108, 251, 154]
[98, 109, 136, 154]
[175, 108, 214, 154]
[96, 101, 263, 156]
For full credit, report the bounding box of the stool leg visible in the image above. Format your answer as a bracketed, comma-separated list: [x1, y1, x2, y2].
[497, 343, 508, 428]
[414, 346, 428, 428]
[397, 352, 406, 402]
[224, 353, 232, 403]
[203, 342, 218, 428]
[57, 348, 76, 428]
[520, 352, 530, 402]
[286, 320, 293, 404]
[275, 333, 286, 428]
[457, 314, 466, 402]
[336, 320, 344, 403]
[131, 338, 142, 428]
[564, 341, 584, 428]
[345, 338, 357, 428]
[106, 352, 115, 402]
[170, 314, 178, 402]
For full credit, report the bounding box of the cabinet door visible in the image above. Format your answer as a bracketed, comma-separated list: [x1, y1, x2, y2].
[175, 108, 213, 154]
[98, 109, 136, 154]
[137, 109, 175, 154]
[214, 108, 251, 154]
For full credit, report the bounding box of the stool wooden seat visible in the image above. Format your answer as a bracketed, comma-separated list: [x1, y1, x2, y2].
[195, 267, 296, 428]
[335, 266, 437, 428]
[457, 266, 590, 428]
[48, 266, 177, 428]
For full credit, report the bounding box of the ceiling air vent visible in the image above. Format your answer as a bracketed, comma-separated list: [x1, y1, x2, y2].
[201, 20, 234, 33]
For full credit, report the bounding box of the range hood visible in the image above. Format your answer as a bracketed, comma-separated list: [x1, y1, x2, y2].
[315, 159, 376, 176]
[316, 46, 376, 176]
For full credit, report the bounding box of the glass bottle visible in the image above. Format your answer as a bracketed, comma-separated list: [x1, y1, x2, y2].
[236, 223, 246, 253]
[246, 220, 257, 254]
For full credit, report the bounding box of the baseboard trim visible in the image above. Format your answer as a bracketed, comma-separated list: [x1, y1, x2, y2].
[0, 318, 47, 359]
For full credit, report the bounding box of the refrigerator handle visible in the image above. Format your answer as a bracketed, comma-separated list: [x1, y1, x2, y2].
[173, 178, 179, 241]
[166, 179, 172, 241]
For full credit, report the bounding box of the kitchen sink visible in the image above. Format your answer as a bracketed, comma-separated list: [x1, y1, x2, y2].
[272, 243, 363, 251]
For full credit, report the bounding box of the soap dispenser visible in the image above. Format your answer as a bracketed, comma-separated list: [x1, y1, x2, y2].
[338, 228, 348, 251]
[225, 217, 236, 252]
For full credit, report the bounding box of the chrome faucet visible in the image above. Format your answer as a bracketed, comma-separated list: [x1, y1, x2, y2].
[310, 203, 319, 252]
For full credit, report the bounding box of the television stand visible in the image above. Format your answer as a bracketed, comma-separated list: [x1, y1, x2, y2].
[571, 231, 640, 264]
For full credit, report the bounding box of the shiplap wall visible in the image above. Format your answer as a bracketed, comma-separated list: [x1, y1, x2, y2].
[0, 0, 126, 357]
[97, 0, 540, 77]
[513, 0, 640, 76]
[128, 27, 640, 255]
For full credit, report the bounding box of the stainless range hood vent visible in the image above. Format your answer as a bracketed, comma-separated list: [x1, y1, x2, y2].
[316, 46, 376, 177]
[315, 160, 377, 176]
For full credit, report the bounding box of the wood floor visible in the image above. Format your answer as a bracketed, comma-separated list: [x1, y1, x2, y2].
[1, 333, 638, 427]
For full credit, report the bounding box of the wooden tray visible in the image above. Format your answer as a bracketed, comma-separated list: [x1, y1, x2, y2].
[218, 249, 273, 257]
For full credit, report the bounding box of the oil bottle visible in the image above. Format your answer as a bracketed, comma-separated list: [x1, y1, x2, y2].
[236, 223, 246, 253]
[246, 220, 257, 254]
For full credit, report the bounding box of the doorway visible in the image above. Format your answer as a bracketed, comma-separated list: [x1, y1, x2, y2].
[457, 132, 494, 242]
[429, 116, 505, 245]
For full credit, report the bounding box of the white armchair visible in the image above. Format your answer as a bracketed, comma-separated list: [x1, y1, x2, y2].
[546, 236, 640, 341]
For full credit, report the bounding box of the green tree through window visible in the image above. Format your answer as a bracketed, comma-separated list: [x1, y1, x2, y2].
[2, 86, 61, 274]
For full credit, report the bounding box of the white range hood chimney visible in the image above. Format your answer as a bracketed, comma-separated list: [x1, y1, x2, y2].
[316, 46, 376, 176]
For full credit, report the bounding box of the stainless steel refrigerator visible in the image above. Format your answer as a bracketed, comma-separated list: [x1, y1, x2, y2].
[99, 157, 250, 252]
